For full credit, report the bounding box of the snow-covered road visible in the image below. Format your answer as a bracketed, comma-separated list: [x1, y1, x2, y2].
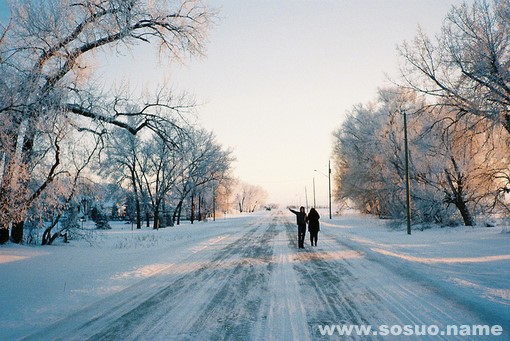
[12, 210, 507, 340]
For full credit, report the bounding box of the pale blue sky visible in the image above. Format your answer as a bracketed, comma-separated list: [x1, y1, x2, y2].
[166, 0, 465, 207]
[1, 0, 466, 207]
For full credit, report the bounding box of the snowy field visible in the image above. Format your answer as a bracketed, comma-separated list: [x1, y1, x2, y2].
[0, 210, 509, 340]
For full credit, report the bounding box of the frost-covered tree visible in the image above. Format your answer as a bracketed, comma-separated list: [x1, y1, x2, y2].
[137, 130, 182, 229]
[398, 0, 510, 135]
[332, 103, 387, 215]
[333, 87, 510, 226]
[395, 0, 510, 225]
[215, 176, 237, 215]
[332, 89, 426, 218]
[172, 128, 234, 224]
[100, 121, 144, 229]
[413, 108, 510, 226]
[235, 182, 268, 213]
[0, 0, 214, 243]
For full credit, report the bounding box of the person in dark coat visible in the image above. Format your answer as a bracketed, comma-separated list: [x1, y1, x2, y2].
[289, 206, 307, 248]
[307, 207, 320, 246]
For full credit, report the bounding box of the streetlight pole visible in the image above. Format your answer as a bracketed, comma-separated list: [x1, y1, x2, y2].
[403, 110, 412, 235]
[304, 186, 309, 211]
[314, 161, 333, 219]
[213, 184, 216, 222]
[328, 160, 332, 219]
[313, 177, 316, 208]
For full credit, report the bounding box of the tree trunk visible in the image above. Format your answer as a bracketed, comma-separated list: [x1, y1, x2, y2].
[10, 221, 24, 243]
[177, 204, 182, 225]
[173, 200, 183, 226]
[503, 114, 510, 136]
[455, 199, 474, 226]
[153, 209, 159, 229]
[41, 214, 62, 245]
[0, 228, 9, 244]
[0, 147, 14, 243]
[130, 168, 142, 229]
[153, 200, 160, 230]
[190, 193, 195, 224]
[9, 118, 37, 243]
[444, 167, 474, 226]
[198, 195, 202, 222]
[135, 197, 141, 229]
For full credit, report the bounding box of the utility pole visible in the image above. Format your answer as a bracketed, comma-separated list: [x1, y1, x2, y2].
[328, 160, 332, 219]
[403, 110, 412, 235]
[315, 162, 333, 219]
[304, 186, 309, 211]
[313, 177, 316, 208]
[213, 185, 216, 222]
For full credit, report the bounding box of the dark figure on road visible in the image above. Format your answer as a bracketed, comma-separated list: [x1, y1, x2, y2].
[289, 207, 307, 249]
[307, 208, 320, 246]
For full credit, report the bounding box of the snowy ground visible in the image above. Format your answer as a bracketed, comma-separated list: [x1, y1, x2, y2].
[0, 210, 509, 340]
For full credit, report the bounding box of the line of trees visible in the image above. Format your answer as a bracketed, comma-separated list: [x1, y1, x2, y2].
[101, 124, 235, 229]
[333, 0, 510, 227]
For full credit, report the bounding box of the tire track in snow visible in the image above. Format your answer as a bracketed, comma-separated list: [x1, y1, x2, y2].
[288, 222, 500, 340]
[283, 220, 379, 340]
[181, 218, 277, 340]
[329, 233, 510, 333]
[251, 212, 312, 341]
[85, 217, 276, 340]
[23, 212, 497, 340]
[21, 218, 270, 340]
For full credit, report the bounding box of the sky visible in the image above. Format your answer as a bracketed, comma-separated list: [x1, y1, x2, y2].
[164, 0, 465, 207]
[0, 0, 466, 207]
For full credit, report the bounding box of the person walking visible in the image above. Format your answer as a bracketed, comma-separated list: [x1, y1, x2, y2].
[289, 207, 307, 249]
[307, 207, 320, 246]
